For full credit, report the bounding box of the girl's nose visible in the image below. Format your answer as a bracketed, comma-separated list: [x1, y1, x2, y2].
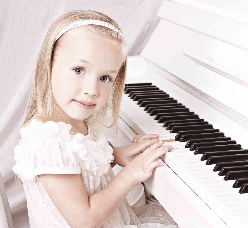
[83, 78, 98, 97]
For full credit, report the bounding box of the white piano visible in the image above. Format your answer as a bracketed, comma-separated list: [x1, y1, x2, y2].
[111, 1, 248, 227]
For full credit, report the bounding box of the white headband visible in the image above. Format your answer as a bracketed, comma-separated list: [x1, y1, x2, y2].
[55, 19, 123, 41]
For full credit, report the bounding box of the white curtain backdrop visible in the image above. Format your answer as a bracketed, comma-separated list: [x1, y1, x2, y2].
[0, 0, 163, 227]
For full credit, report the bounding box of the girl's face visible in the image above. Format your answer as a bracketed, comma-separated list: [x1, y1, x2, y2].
[51, 30, 124, 122]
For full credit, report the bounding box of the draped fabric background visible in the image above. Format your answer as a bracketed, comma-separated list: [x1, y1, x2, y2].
[0, 0, 164, 227]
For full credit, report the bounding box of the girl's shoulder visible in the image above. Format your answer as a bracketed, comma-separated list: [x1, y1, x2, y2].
[19, 118, 90, 142]
[13, 119, 113, 181]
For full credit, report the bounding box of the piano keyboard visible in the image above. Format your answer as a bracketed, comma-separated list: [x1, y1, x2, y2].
[120, 82, 248, 228]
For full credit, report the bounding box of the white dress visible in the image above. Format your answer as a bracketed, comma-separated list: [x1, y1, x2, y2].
[13, 119, 179, 228]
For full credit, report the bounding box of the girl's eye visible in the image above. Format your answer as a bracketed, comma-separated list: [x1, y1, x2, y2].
[100, 76, 111, 83]
[73, 67, 85, 75]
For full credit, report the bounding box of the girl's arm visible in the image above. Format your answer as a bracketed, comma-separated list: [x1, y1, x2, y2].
[39, 139, 170, 228]
[39, 170, 134, 228]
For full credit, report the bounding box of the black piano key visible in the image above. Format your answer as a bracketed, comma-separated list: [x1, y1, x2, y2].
[145, 103, 184, 111]
[147, 105, 185, 113]
[125, 86, 159, 94]
[125, 82, 152, 88]
[154, 111, 195, 120]
[190, 140, 236, 151]
[195, 144, 242, 155]
[131, 92, 169, 99]
[125, 85, 158, 92]
[176, 129, 220, 141]
[163, 119, 205, 128]
[224, 170, 248, 180]
[134, 94, 170, 101]
[158, 114, 199, 123]
[125, 84, 156, 88]
[129, 89, 162, 94]
[129, 90, 164, 97]
[214, 161, 248, 172]
[150, 108, 190, 116]
[180, 132, 225, 142]
[167, 121, 209, 131]
[233, 178, 248, 188]
[155, 112, 195, 120]
[202, 149, 248, 161]
[139, 98, 176, 106]
[239, 183, 248, 194]
[206, 154, 248, 165]
[185, 137, 232, 148]
[171, 124, 213, 133]
[219, 165, 248, 176]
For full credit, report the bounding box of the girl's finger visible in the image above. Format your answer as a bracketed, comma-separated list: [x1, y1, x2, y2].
[126, 139, 159, 159]
[146, 159, 163, 174]
[135, 134, 159, 143]
[130, 139, 159, 156]
[132, 135, 140, 143]
[141, 140, 164, 155]
[145, 146, 169, 163]
[165, 145, 173, 151]
[132, 134, 146, 143]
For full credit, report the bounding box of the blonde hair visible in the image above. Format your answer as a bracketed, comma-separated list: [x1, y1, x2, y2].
[21, 10, 127, 134]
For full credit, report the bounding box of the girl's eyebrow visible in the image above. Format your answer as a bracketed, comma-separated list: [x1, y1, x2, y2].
[79, 59, 89, 64]
[79, 59, 118, 73]
[108, 70, 118, 74]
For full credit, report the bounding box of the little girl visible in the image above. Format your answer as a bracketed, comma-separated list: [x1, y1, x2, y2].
[13, 10, 179, 228]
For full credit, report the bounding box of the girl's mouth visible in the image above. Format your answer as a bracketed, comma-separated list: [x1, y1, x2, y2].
[74, 100, 95, 109]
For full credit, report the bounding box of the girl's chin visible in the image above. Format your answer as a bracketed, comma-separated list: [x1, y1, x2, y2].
[66, 111, 95, 121]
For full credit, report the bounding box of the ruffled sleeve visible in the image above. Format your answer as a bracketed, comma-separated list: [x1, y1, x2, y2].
[13, 119, 86, 181]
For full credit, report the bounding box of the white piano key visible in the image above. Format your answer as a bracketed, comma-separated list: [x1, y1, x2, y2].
[232, 213, 248, 220]
[151, 157, 248, 226]
[208, 187, 239, 195]
[180, 163, 215, 170]
[229, 207, 248, 214]
[212, 192, 244, 200]
[134, 118, 158, 124]
[241, 219, 248, 225]
[200, 179, 235, 187]
[194, 173, 225, 181]
[224, 201, 248, 210]
[158, 136, 176, 141]
[162, 141, 186, 148]
[216, 200, 248, 212]
[164, 153, 209, 202]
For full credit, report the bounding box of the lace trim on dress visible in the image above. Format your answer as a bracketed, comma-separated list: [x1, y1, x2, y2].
[13, 119, 114, 181]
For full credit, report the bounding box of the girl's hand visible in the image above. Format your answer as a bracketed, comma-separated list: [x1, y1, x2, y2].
[132, 134, 159, 143]
[112, 134, 160, 167]
[123, 140, 173, 186]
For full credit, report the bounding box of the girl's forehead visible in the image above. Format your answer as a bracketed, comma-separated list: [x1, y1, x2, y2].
[53, 28, 125, 68]
[57, 28, 126, 59]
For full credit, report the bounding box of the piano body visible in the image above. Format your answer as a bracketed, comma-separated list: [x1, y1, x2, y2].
[111, 1, 248, 227]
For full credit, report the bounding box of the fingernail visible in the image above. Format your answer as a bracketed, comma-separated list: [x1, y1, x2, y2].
[159, 141, 164, 144]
